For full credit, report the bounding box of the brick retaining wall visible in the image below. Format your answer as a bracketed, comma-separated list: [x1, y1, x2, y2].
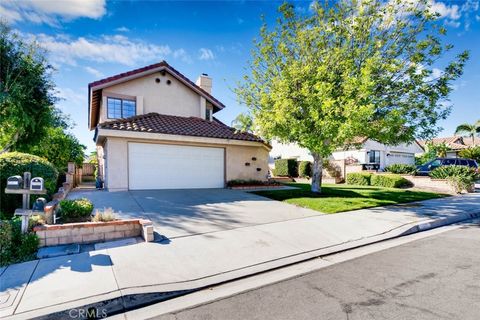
[398, 175, 457, 194]
[34, 219, 154, 247]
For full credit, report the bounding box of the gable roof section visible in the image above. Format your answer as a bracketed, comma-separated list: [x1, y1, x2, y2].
[98, 113, 267, 145]
[417, 136, 471, 150]
[88, 60, 225, 130]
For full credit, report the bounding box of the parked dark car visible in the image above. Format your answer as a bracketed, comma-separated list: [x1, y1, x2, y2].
[416, 157, 478, 176]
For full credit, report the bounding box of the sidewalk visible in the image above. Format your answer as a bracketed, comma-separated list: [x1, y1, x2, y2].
[2, 193, 480, 319]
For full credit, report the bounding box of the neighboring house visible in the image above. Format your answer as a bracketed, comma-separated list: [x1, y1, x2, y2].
[270, 138, 423, 170]
[417, 136, 475, 158]
[89, 61, 270, 191]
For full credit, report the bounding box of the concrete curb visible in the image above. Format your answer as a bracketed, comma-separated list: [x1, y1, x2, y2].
[8, 210, 480, 320]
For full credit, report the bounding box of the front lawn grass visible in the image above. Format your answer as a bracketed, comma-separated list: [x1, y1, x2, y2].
[253, 183, 447, 214]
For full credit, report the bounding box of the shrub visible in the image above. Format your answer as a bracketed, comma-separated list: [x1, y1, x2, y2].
[0, 152, 59, 217]
[298, 161, 312, 178]
[371, 174, 411, 188]
[384, 164, 418, 175]
[92, 208, 116, 222]
[323, 160, 342, 178]
[430, 165, 478, 193]
[1, 219, 39, 266]
[458, 146, 480, 163]
[346, 172, 372, 185]
[273, 159, 298, 177]
[429, 165, 478, 179]
[59, 198, 94, 221]
[447, 176, 475, 194]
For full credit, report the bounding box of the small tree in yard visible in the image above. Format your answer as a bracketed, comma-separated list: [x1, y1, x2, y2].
[236, 0, 468, 193]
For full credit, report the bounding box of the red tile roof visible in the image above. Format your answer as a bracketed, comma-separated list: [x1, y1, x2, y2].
[99, 113, 267, 144]
[417, 136, 473, 150]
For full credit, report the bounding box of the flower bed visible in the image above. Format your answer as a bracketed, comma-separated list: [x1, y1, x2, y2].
[33, 219, 154, 247]
[227, 179, 282, 190]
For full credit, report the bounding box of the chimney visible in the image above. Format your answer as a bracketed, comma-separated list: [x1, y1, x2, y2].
[196, 73, 212, 94]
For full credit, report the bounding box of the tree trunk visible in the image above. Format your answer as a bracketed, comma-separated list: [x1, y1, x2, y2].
[311, 152, 323, 193]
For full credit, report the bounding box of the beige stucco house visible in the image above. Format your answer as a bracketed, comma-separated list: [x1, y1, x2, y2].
[89, 61, 270, 191]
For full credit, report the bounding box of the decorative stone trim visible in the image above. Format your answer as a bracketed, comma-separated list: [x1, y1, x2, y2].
[33, 219, 154, 247]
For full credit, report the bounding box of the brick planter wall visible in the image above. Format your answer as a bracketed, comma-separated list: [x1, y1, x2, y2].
[399, 175, 456, 194]
[34, 219, 154, 247]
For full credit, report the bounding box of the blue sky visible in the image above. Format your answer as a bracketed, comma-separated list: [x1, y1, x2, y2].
[2, 0, 479, 153]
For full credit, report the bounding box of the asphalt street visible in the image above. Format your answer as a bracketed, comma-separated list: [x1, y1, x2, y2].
[155, 222, 480, 320]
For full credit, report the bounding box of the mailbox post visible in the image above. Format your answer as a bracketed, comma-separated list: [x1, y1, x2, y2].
[4, 172, 47, 233]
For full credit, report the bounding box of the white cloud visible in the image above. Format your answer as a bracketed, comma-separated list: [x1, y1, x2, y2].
[0, 0, 106, 26]
[429, 0, 461, 20]
[28, 33, 172, 66]
[198, 48, 215, 61]
[173, 48, 193, 64]
[444, 19, 461, 28]
[115, 26, 130, 32]
[84, 66, 104, 78]
[57, 87, 85, 107]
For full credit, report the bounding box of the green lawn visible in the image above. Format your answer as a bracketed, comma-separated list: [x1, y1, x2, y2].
[253, 183, 447, 214]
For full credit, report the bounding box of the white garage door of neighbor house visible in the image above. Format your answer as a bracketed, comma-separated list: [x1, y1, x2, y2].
[128, 143, 225, 190]
[388, 152, 415, 165]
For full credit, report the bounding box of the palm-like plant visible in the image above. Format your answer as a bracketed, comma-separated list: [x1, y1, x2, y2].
[231, 112, 254, 133]
[455, 120, 480, 146]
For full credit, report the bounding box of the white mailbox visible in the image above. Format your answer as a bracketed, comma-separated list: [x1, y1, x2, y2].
[30, 177, 44, 191]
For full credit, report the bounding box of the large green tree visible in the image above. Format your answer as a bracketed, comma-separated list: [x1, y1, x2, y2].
[23, 127, 86, 170]
[236, 0, 468, 193]
[0, 22, 59, 153]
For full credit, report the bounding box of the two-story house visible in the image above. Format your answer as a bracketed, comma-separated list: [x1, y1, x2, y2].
[89, 61, 270, 191]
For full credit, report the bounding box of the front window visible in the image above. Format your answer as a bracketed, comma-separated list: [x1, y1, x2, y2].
[368, 150, 380, 164]
[107, 97, 136, 119]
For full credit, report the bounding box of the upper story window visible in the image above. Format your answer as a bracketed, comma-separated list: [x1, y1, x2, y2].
[107, 97, 136, 119]
[205, 108, 212, 121]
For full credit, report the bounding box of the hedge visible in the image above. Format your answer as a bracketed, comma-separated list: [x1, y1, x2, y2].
[273, 159, 298, 177]
[0, 152, 58, 218]
[384, 164, 418, 175]
[346, 172, 372, 185]
[298, 161, 312, 178]
[370, 174, 411, 188]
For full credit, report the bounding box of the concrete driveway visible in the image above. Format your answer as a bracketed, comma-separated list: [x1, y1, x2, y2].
[67, 188, 322, 238]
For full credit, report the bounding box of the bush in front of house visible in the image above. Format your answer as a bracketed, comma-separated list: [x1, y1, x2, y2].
[371, 174, 411, 188]
[273, 159, 298, 177]
[298, 161, 312, 178]
[0, 152, 59, 218]
[323, 160, 343, 178]
[0, 219, 39, 266]
[384, 164, 418, 175]
[346, 172, 372, 185]
[59, 198, 94, 222]
[429, 165, 478, 193]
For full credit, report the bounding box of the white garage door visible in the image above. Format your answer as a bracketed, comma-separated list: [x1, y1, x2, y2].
[388, 152, 415, 165]
[128, 143, 224, 190]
